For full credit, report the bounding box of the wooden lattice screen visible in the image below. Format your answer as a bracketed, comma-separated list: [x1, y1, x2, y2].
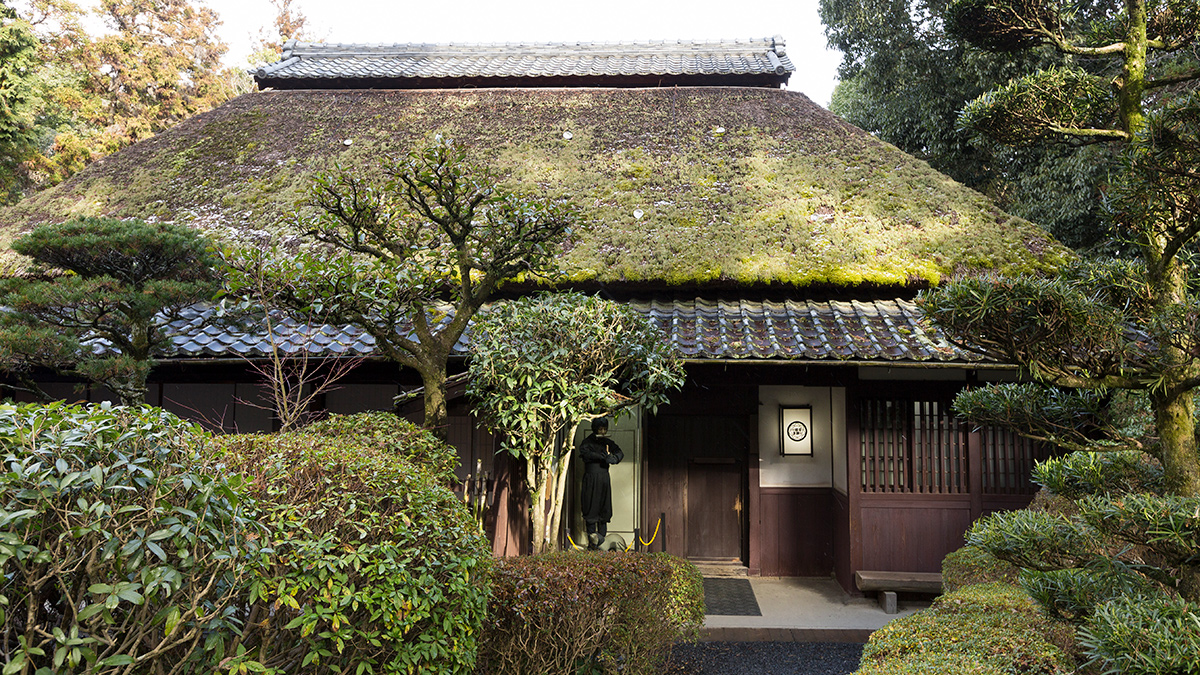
[979, 426, 1046, 496]
[860, 399, 967, 494]
[860, 398, 1048, 495]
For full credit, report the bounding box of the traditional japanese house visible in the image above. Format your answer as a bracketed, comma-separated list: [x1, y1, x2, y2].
[0, 38, 1069, 592]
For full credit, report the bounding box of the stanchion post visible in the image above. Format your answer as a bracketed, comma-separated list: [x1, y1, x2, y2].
[660, 512, 667, 553]
[633, 527, 641, 553]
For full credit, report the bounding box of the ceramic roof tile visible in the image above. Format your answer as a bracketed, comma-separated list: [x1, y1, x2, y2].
[147, 298, 982, 364]
[254, 38, 794, 85]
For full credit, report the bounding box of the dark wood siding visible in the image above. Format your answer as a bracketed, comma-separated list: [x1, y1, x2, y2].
[859, 496, 973, 572]
[841, 387, 1048, 588]
[758, 488, 833, 576]
[645, 413, 749, 561]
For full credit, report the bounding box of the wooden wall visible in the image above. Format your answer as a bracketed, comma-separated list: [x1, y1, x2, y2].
[757, 487, 832, 576]
[838, 386, 1044, 592]
[858, 496, 973, 572]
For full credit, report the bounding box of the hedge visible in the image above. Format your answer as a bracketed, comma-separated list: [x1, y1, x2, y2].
[0, 402, 259, 675]
[478, 551, 705, 675]
[210, 412, 490, 675]
[854, 583, 1075, 675]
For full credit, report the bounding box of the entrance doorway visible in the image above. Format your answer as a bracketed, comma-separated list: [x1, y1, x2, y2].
[645, 414, 748, 562]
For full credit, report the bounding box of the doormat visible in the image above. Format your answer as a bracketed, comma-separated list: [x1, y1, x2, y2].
[703, 577, 761, 616]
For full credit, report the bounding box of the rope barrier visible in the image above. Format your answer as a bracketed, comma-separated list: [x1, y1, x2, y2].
[638, 516, 662, 547]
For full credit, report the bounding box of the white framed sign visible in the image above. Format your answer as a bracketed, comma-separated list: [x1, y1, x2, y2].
[780, 406, 814, 456]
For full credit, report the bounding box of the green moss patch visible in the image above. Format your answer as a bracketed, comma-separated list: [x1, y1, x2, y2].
[0, 88, 1070, 287]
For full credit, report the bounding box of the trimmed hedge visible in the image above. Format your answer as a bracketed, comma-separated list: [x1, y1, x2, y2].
[478, 551, 705, 675]
[209, 412, 490, 675]
[942, 545, 1018, 592]
[854, 583, 1075, 675]
[0, 402, 258, 675]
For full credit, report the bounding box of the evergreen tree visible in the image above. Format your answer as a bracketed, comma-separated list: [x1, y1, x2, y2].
[0, 1, 41, 202]
[0, 217, 221, 404]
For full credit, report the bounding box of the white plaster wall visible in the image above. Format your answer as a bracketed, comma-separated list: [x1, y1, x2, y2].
[759, 386, 844, 488]
[831, 387, 848, 495]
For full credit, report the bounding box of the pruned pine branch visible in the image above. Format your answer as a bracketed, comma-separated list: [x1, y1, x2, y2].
[958, 67, 1123, 145]
[954, 383, 1147, 453]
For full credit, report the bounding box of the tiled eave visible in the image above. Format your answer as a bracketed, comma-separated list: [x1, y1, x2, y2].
[254, 37, 794, 90]
[161, 298, 986, 366]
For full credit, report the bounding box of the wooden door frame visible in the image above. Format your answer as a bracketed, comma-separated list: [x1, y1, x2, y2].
[642, 413, 752, 565]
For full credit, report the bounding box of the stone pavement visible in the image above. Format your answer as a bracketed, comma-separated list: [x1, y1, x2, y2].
[700, 577, 928, 643]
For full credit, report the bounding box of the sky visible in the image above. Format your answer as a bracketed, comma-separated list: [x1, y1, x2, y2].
[201, 0, 845, 107]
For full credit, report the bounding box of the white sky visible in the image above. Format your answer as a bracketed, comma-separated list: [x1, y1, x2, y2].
[201, 0, 844, 107]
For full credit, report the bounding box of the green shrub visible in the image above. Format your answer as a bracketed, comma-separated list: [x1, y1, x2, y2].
[210, 412, 490, 675]
[942, 545, 1019, 592]
[1078, 594, 1200, 674]
[1021, 565, 1163, 624]
[659, 553, 706, 642]
[0, 402, 259, 675]
[302, 411, 459, 479]
[855, 583, 1075, 675]
[1034, 450, 1163, 498]
[479, 551, 705, 675]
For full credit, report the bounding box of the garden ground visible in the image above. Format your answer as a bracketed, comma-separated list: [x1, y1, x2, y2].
[664, 576, 929, 674]
[699, 576, 927, 642]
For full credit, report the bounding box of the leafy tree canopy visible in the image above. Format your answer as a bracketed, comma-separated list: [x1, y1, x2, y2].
[821, 0, 1126, 249]
[0, 0, 236, 204]
[468, 292, 684, 553]
[225, 138, 574, 439]
[0, 1, 39, 202]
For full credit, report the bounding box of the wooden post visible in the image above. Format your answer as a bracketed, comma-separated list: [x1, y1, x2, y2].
[845, 388, 864, 591]
[968, 424, 983, 520]
[748, 413, 761, 576]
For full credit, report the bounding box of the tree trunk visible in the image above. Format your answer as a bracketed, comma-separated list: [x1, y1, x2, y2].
[547, 441, 574, 551]
[1117, 0, 1148, 136]
[415, 360, 450, 442]
[1143, 240, 1200, 497]
[1152, 388, 1200, 497]
[527, 452, 553, 554]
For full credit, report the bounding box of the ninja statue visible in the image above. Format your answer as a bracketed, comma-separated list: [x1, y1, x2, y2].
[578, 417, 623, 550]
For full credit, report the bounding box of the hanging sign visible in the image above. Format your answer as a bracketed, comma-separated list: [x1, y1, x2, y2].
[780, 406, 814, 456]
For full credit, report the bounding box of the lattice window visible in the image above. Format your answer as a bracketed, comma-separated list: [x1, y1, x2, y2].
[980, 426, 1047, 495]
[860, 399, 967, 494]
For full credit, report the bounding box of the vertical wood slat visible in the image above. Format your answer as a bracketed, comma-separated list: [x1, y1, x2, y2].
[980, 426, 1047, 496]
[859, 398, 972, 495]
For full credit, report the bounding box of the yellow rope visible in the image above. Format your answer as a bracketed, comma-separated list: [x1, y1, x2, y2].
[565, 532, 586, 551]
[638, 516, 662, 547]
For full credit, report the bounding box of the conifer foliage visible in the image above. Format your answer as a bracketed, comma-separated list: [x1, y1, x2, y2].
[918, 0, 1200, 668]
[0, 217, 221, 404]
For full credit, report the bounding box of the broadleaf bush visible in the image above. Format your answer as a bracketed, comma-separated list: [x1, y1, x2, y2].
[478, 551, 705, 675]
[209, 412, 490, 675]
[0, 402, 259, 675]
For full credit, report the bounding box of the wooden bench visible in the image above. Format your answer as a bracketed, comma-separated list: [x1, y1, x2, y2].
[855, 571, 943, 614]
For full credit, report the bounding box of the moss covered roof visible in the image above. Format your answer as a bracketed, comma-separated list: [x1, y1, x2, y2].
[0, 87, 1069, 287]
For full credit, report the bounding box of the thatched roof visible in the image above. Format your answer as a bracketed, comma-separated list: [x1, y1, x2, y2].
[0, 86, 1068, 288]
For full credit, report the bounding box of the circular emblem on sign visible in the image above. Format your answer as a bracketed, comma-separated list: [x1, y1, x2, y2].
[786, 420, 809, 442]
